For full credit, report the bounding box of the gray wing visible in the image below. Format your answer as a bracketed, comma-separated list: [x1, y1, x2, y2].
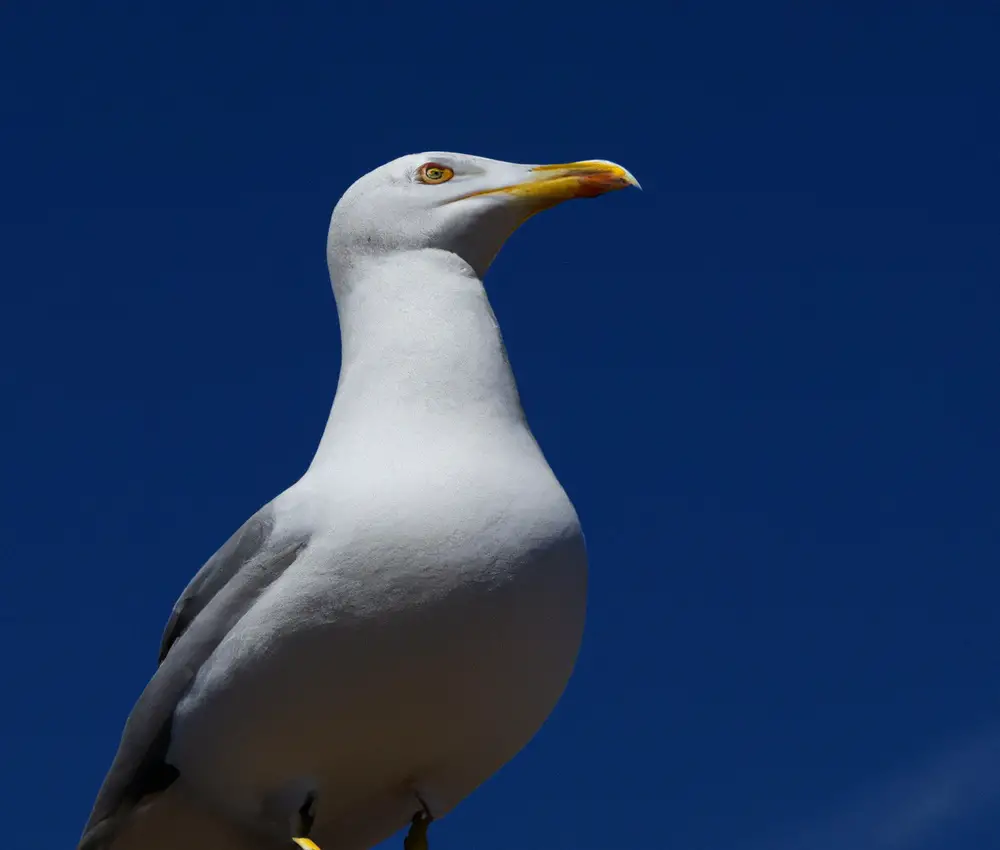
[158, 508, 274, 664]
[79, 503, 307, 850]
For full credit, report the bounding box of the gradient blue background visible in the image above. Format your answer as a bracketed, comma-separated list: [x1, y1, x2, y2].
[2, 3, 999, 849]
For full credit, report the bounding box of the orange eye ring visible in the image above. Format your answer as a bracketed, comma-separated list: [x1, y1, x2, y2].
[417, 163, 454, 184]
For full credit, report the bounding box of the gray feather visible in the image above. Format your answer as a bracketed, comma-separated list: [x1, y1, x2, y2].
[79, 503, 307, 849]
[158, 508, 275, 664]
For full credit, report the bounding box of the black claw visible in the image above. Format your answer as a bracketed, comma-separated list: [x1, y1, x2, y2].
[403, 796, 433, 850]
[298, 791, 317, 835]
[414, 792, 434, 821]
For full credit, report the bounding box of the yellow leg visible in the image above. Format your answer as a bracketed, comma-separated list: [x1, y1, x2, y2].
[292, 838, 322, 850]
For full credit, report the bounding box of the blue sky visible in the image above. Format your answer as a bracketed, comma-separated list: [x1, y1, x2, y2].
[2, 2, 999, 849]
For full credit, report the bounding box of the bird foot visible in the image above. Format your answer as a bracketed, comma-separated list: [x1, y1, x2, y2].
[292, 793, 434, 850]
[291, 788, 320, 849]
[402, 795, 434, 850]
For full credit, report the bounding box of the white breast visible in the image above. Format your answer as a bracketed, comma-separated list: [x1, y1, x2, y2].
[169, 431, 587, 849]
[167, 248, 589, 847]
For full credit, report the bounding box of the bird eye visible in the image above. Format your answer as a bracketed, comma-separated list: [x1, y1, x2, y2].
[417, 163, 454, 185]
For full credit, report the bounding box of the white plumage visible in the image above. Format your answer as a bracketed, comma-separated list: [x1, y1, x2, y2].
[80, 152, 638, 850]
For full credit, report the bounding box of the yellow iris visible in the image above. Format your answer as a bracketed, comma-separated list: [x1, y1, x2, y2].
[418, 163, 454, 184]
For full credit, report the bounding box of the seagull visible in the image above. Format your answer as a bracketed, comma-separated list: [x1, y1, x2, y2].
[79, 152, 639, 850]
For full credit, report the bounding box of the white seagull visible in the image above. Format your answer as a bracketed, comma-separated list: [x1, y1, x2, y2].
[79, 152, 639, 850]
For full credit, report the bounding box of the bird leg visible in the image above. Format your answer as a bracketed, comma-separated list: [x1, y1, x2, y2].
[291, 791, 320, 850]
[292, 791, 434, 850]
[402, 795, 434, 850]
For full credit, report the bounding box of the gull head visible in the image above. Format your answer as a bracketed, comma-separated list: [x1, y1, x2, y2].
[327, 152, 639, 283]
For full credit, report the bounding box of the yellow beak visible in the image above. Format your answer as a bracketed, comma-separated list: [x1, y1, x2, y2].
[461, 160, 640, 206]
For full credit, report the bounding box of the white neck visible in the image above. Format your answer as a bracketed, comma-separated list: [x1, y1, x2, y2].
[309, 249, 528, 468]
